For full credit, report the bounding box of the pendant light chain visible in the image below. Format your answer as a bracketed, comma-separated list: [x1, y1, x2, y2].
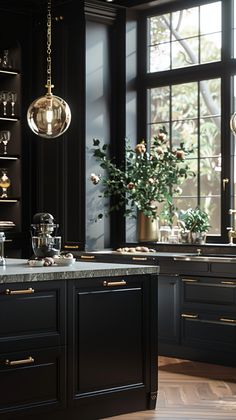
[46, 0, 54, 93]
[27, 0, 71, 138]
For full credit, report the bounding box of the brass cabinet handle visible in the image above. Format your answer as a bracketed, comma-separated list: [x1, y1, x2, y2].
[132, 257, 148, 261]
[219, 317, 236, 324]
[103, 280, 127, 287]
[182, 278, 199, 283]
[223, 178, 229, 191]
[64, 245, 79, 249]
[80, 255, 95, 260]
[181, 313, 198, 319]
[5, 288, 34, 295]
[5, 356, 34, 366]
[220, 281, 236, 285]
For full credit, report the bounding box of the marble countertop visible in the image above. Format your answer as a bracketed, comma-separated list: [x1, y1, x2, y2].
[0, 259, 159, 284]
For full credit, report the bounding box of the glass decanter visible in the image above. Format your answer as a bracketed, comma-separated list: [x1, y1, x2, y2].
[0, 169, 11, 198]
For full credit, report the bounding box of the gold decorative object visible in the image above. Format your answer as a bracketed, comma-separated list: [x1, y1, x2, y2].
[27, 0, 71, 138]
[0, 168, 10, 198]
[137, 211, 159, 242]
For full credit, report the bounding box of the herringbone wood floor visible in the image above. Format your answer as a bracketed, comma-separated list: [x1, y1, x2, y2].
[104, 357, 236, 420]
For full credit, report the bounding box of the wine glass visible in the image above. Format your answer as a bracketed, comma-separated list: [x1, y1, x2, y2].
[2, 50, 11, 69]
[8, 92, 17, 116]
[1, 130, 11, 155]
[0, 169, 11, 198]
[0, 91, 9, 116]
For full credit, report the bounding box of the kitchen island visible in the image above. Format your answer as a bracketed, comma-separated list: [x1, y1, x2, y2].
[0, 259, 158, 420]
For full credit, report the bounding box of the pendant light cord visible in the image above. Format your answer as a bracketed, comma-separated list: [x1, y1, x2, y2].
[46, 0, 54, 93]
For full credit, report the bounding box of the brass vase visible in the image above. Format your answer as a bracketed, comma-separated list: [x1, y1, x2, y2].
[137, 211, 159, 242]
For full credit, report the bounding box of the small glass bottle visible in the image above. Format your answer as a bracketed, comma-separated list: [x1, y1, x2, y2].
[0, 232, 6, 265]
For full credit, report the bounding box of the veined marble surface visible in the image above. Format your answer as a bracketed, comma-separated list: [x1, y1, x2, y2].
[0, 259, 158, 284]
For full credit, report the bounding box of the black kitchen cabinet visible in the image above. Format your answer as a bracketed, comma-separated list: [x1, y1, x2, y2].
[67, 274, 158, 419]
[158, 275, 180, 347]
[0, 347, 66, 419]
[0, 272, 157, 420]
[180, 276, 236, 353]
[0, 280, 67, 420]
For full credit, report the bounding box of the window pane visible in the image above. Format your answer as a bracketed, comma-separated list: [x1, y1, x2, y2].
[178, 159, 198, 196]
[172, 7, 199, 39]
[200, 197, 221, 235]
[149, 14, 170, 45]
[149, 123, 170, 140]
[173, 196, 198, 211]
[172, 119, 198, 158]
[200, 2, 221, 35]
[200, 157, 221, 196]
[172, 37, 199, 69]
[148, 2, 222, 73]
[200, 33, 221, 63]
[172, 82, 198, 120]
[200, 79, 221, 117]
[148, 86, 170, 123]
[200, 116, 221, 157]
[149, 43, 170, 72]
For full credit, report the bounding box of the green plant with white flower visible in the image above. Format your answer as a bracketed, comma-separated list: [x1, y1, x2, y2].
[90, 128, 195, 221]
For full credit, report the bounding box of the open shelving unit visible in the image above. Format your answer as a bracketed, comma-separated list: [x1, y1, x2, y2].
[0, 42, 22, 255]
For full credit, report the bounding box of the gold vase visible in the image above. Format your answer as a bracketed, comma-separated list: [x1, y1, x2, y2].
[137, 212, 159, 242]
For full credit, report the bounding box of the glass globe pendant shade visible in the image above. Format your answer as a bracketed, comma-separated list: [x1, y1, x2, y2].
[230, 113, 236, 136]
[27, 93, 71, 139]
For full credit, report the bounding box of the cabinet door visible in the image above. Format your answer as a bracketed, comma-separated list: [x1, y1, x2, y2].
[0, 347, 66, 418]
[0, 280, 66, 352]
[158, 275, 180, 344]
[68, 275, 157, 411]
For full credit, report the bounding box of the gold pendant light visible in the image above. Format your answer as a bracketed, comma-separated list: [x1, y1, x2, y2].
[27, 0, 71, 139]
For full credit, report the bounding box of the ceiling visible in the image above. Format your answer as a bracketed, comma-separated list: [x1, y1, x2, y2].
[0, 0, 175, 12]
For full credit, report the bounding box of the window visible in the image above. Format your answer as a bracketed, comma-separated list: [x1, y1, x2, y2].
[140, 0, 235, 241]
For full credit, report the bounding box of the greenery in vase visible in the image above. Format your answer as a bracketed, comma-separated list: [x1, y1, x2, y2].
[90, 128, 195, 221]
[178, 207, 211, 233]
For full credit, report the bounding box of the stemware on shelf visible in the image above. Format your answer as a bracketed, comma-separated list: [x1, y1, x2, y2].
[8, 92, 17, 116]
[0, 91, 9, 116]
[0, 130, 11, 154]
[1, 50, 11, 69]
[0, 168, 11, 198]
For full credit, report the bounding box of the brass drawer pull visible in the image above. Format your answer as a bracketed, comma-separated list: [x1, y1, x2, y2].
[64, 245, 79, 249]
[219, 317, 236, 324]
[5, 288, 34, 295]
[132, 257, 148, 261]
[103, 280, 127, 287]
[220, 281, 236, 285]
[181, 313, 198, 319]
[182, 278, 199, 283]
[80, 255, 95, 260]
[5, 356, 34, 366]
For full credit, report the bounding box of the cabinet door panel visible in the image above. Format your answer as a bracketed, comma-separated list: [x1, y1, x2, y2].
[181, 312, 236, 351]
[0, 281, 66, 351]
[0, 347, 66, 416]
[158, 275, 180, 344]
[182, 278, 236, 306]
[77, 288, 143, 392]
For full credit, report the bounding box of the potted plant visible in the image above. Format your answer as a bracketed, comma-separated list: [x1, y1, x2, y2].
[178, 207, 211, 244]
[90, 128, 195, 241]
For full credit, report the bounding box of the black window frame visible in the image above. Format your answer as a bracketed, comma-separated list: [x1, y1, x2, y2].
[136, 0, 236, 244]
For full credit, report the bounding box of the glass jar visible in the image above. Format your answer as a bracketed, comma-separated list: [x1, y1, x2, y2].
[159, 225, 171, 243]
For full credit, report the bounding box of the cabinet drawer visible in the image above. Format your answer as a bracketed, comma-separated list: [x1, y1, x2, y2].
[181, 277, 236, 307]
[181, 311, 236, 351]
[0, 281, 66, 352]
[0, 347, 66, 418]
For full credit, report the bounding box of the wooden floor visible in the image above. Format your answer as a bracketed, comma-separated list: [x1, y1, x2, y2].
[104, 356, 236, 420]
